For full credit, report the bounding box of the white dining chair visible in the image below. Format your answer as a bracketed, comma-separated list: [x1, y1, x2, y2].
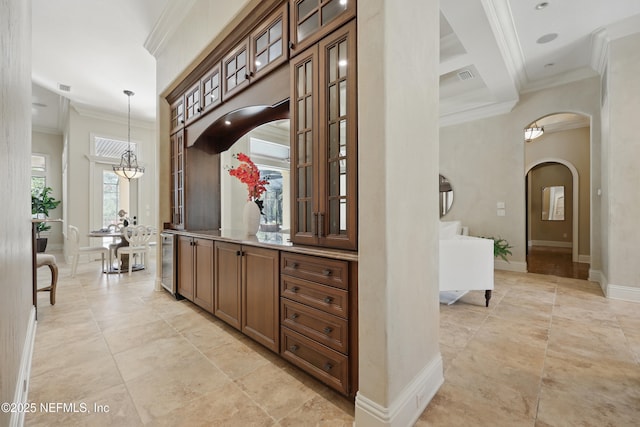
[116, 225, 153, 276]
[68, 225, 109, 277]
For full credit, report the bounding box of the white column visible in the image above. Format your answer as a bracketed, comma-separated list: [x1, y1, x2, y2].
[355, 1, 443, 426]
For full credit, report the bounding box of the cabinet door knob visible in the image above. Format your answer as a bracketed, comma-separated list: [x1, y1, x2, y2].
[289, 41, 294, 49]
[290, 313, 299, 320]
[289, 345, 299, 352]
[236, 250, 241, 256]
[291, 286, 299, 293]
[322, 269, 332, 276]
[323, 362, 333, 371]
[245, 73, 250, 80]
[323, 296, 333, 304]
[291, 262, 298, 269]
[323, 326, 332, 334]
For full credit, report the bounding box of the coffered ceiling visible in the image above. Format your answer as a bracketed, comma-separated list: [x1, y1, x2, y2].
[31, 0, 640, 133]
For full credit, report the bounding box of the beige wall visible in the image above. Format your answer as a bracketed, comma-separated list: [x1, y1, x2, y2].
[32, 131, 64, 248]
[604, 31, 640, 290]
[525, 126, 591, 256]
[440, 77, 602, 272]
[0, 0, 34, 425]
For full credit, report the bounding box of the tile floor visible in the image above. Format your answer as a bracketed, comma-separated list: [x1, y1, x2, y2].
[26, 252, 640, 426]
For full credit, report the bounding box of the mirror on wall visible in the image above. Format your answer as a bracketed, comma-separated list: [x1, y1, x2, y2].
[542, 185, 565, 221]
[439, 174, 453, 217]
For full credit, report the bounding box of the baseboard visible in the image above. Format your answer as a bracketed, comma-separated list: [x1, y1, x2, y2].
[10, 306, 37, 427]
[606, 283, 640, 303]
[354, 355, 444, 427]
[529, 240, 572, 248]
[494, 259, 527, 273]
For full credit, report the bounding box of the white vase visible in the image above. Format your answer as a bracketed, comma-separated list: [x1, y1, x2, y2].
[243, 200, 261, 235]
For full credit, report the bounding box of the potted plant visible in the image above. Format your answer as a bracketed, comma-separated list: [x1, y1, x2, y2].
[491, 237, 512, 262]
[31, 186, 61, 252]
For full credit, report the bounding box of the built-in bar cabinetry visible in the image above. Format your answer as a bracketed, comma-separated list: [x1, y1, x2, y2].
[165, 0, 358, 399]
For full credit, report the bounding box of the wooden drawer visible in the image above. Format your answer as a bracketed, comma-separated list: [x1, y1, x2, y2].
[280, 253, 349, 289]
[281, 299, 348, 354]
[281, 327, 349, 395]
[281, 275, 348, 319]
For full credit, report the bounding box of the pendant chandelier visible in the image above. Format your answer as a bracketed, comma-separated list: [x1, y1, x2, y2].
[524, 121, 544, 142]
[113, 90, 145, 180]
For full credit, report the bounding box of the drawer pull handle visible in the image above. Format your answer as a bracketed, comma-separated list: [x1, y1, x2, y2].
[323, 296, 333, 304]
[290, 313, 299, 320]
[323, 326, 332, 334]
[291, 286, 299, 293]
[323, 362, 333, 371]
[290, 345, 299, 352]
[322, 269, 332, 276]
[291, 262, 299, 269]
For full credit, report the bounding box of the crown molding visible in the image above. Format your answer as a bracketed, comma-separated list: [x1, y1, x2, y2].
[71, 103, 155, 130]
[520, 67, 599, 94]
[144, 0, 199, 58]
[32, 125, 62, 136]
[439, 98, 518, 127]
[482, 0, 525, 91]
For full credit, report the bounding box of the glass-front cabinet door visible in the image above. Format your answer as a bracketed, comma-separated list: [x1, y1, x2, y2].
[170, 130, 185, 230]
[184, 82, 201, 125]
[291, 46, 319, 246]
[290, 0, 356, 56]
[290, 21, 356, 250]
[201, 64, 222, 114]
[318, 21, 356, 249]
[250, 3, 288, 80]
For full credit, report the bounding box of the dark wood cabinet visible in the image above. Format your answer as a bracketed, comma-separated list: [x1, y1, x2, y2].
[184, 81, 201, 126]
[222, 39, 251, 100]
[290, 21, 357, 250]
[177, 236, 214, 313]
[169, 97, 185, 134]
[242, 246, 280, 352]
[177, 235, 194, 300]
[214, 242, 279, 352]
[289, 0, 356, 56]
[279, 252, 356, 396]
[169, 130, 221, 231]
[200, 64, 222, 114]
[249, 3, 288, 82]
[170, 130, 185, 229]
[214, 241, 242, 330]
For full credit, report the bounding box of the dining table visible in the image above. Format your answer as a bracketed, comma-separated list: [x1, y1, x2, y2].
[88, 228, 144, 274]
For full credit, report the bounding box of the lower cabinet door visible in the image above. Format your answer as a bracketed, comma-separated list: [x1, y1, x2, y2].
[281, 327, 349, 395]
[214, 241, 241, 330]
[193, 238, 214, 313]
[177, 236, 194, 300]
[242, 246, 279, 352]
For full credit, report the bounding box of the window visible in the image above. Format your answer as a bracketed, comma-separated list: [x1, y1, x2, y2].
[31, 154, 47, 195]
[102, 171, 120, 227]
[94, 136, 139, 159]
[259, 169, 284, 230]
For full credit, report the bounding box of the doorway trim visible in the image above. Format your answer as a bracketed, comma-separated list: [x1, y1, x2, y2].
[525, 158, 579, 263]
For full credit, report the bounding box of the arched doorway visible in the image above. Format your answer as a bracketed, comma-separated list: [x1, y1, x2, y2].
[523, 113, 591, 279]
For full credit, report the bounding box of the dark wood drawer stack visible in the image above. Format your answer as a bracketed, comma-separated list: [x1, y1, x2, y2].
[280, 252, 353, 396]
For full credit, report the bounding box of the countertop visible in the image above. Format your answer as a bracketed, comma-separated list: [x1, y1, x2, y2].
[163, 229, 358, 262]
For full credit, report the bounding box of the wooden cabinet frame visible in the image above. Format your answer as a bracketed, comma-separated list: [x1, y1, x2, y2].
[291, 21, 357, 250]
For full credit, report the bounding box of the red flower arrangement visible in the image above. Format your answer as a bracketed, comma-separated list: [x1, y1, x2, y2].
[228, 152, 269, 201]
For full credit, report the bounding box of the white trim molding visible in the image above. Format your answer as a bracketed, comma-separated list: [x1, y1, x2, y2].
[355, 356, 444, 427]
[10, 307, 37, 427]
[606, 283, 640, 303]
